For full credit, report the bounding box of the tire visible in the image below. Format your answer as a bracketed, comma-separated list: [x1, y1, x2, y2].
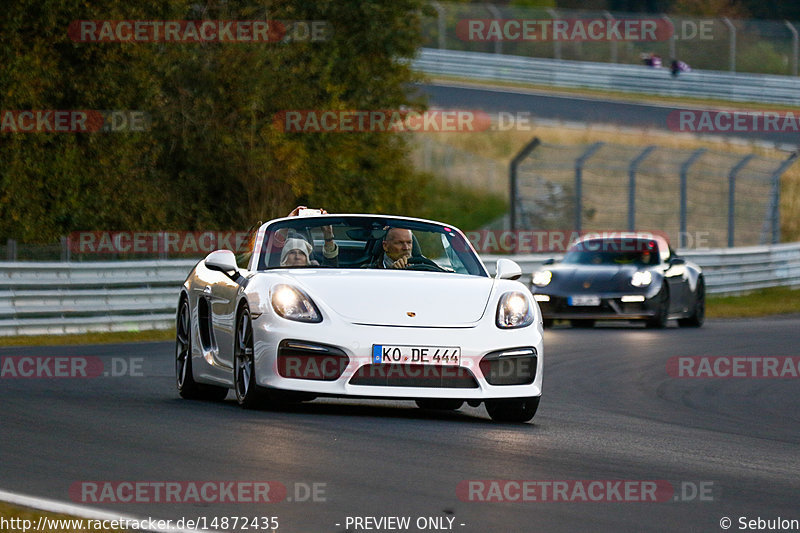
[415, 399, 464, 411]
[645, 285, 669, 329]
[176, 298, 228, 401]
[486, 396, 540, 423]
[542, 319, 554, 329]
[234, 307, 266, 409]
[570, 319, 595, 328]
[678, 277, 705, 328]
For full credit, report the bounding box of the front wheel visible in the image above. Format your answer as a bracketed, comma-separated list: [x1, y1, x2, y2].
[176, 299, 228, 401]
[645, 285, 669, 329]
[678, 278, 705, 328]
[234, 308, 266, 409]
[485, 396, 540, 423]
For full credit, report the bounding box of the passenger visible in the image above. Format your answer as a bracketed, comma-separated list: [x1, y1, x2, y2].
[280, 238, 314, 267]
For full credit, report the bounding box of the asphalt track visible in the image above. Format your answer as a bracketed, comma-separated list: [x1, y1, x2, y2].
[419, 82, 800, 147]
[2, 317, 799, 532]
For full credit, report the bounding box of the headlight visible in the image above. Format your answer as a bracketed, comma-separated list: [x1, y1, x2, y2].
[270, 284, 322, 323]
[532, 270, 552, 287]
[496, 292, 535, 329]
[631, 271, 652, 287]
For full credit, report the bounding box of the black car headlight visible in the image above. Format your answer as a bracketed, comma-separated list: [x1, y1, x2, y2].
[631, 271, 652, 287]
[496, 292, 535, 329]
[532, 270, 552, 287]
[270, 284, 322, 323]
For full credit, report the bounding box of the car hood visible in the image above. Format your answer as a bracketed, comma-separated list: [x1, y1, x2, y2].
[546, 264, 648, 292]
[281, 270, 495, 326]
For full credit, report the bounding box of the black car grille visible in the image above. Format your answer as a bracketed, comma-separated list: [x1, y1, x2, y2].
[349, 364, 479, 388]
[277, 340, 349, 381]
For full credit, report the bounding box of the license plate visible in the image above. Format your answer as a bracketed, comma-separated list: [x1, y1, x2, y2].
[373, 345, 461, 366]
[568, 295, 601, 306]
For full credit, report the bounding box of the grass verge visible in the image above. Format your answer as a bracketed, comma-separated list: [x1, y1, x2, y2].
[0, 329, 173, 347]
[706, 286, 800, 318]
[0, 502, 129, 532]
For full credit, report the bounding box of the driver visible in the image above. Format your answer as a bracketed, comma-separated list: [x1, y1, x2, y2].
[382, 227, 413, 269]
[374, 227, 439, 270]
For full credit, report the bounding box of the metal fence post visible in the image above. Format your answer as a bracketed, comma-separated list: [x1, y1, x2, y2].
[680, 148, 706, 248]
[723, 17, 736, 72]
[431, 1, 446, 50]
[575, 143, 605, 233]
[662, 15, 676, 62]
[727, 154, 754, 247]
[486, 4, 502, 55]
[604, 11, 618, 63]
[786, 20, 799, 76]
[628, 146, 656, 231]
[547, 8, 561, 60]
[768, 153, 799, 244]
[509, 137, 542, 232]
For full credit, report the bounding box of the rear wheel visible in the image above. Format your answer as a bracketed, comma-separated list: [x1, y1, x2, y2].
[486, 396, 540, 423]
[570, 319, 595, 328]
[234, 307, 266, 409]
[678, 278, 705, 328]
[645, 285, 669, 329]
[415, 399, 464, 411]
[176, 299, 228, 401]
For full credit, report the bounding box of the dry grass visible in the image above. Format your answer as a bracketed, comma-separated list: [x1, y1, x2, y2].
[414, 123, 800, 241]
[0, 329, 173, 347]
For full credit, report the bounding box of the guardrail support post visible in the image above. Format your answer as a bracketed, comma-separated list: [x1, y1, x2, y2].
[628, 146, 656, 231]
[509, 137, 542, 232]
[768, 153, 798, 244]
[575, 142, 605, 233]
[431, 1, 446, 50]
[727, 154, 754, 247]
[723, 17, 736, 72]
[60, 236, 71, 262]
[680, 148, 706, 248]
[786, 20, 799, 76]
[6, 239, 17, 261]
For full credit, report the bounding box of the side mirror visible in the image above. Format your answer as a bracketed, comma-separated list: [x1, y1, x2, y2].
[669, 257, 686, 266]
[205, 250, 238, 273]
[495, 258, 522, 280]
[543, 258, 555, 265]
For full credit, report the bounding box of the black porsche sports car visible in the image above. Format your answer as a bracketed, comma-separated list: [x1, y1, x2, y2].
[530, 233, 704, 328]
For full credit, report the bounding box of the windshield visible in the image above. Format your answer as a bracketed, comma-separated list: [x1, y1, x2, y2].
[256, 216, 487, 277]
[562, 239, 660, 266]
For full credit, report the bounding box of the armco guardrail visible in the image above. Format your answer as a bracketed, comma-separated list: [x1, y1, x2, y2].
[1, 245, 798, 336]
[414, 48, 800, 106]
[0, 260, 197, 336]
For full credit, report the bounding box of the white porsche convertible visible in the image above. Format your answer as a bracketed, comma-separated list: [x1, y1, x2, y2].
[175, 214, 543, 422]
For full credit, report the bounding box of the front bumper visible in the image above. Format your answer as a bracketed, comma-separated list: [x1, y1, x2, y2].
[534, 292, 660, 320]
[252, 315, 543, 400]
